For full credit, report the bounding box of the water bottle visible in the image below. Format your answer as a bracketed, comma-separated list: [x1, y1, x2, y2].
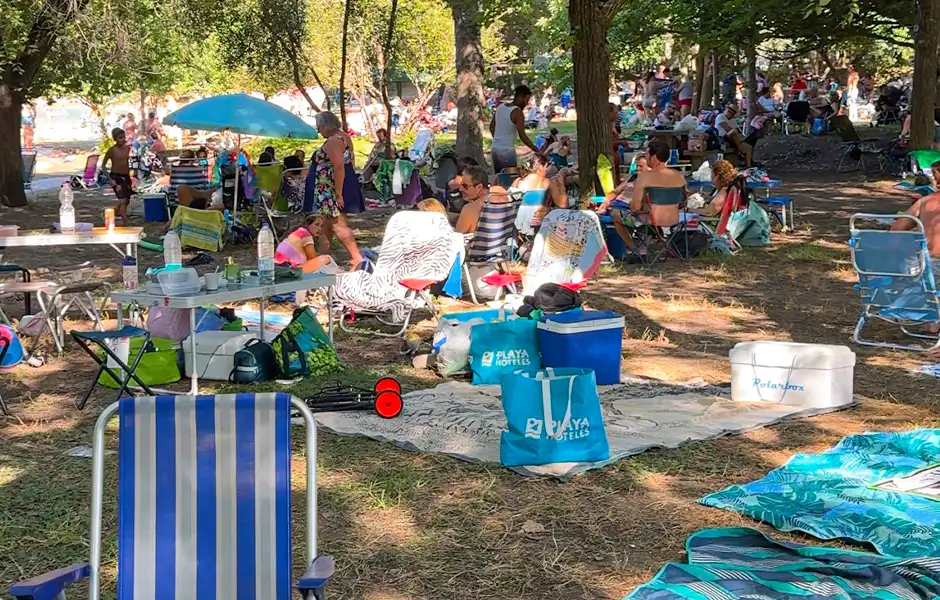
[122, 255, 138, 290]
[163, 230, 182, 270]
[58, 185, 75, 234]
[257, 222, 276, 285]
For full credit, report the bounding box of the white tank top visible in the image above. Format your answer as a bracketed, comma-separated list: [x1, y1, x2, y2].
[492, 103, 518, 151]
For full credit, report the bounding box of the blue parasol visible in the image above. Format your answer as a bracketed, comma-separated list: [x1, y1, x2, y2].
[163, 94, 319, 139]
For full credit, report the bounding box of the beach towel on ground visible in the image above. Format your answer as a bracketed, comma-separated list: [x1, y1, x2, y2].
[626, 527, 940, 600]
[170, 205, 225, 251]
[524, 210, 607, 294]
[331, 212, 455, 323]
[701, 430, 940, 558]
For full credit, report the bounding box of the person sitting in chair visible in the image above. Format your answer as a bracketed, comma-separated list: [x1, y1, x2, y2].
[455, 165, 509, 234]
[714, 103, 753, 168]
[632, 140, 686, 224]
[274, 215, 335, 273]
[695, 159, 742, 216]
[512, 154, 552, 191]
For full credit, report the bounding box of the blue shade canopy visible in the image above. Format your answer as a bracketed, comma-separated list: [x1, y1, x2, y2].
[163, 94, 319, 139]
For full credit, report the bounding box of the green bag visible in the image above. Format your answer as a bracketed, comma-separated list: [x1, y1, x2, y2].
[98, 337, 182, 388]
[270, 307, 342, 378]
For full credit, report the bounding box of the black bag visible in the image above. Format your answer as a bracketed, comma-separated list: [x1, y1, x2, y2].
[668, 230, 711, 259]
[230, 339, 276, 383]
[517, 282, 582, 318]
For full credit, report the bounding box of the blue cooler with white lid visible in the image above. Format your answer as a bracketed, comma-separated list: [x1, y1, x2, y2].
[537, 310, 624, 385]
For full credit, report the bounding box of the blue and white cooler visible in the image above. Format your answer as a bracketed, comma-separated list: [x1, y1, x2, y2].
[537, 310, 625, 385]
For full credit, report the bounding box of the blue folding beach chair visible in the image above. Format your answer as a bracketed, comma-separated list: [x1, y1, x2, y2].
[7, 393, 335, 600]
[849, 213, 940, 351]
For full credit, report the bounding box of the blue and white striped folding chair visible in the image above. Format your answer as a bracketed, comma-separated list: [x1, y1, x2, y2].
[849, 213, 940, 352]
[7, 393, 335, 600]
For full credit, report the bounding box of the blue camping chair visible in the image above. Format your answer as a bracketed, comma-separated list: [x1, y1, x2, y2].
[849, 213, 940, 351]
[7, 393, 335, 600]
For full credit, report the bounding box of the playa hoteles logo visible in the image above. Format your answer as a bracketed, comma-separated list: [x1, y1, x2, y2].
[524, 417, 592, 441]
[752, 378, 805, 392]
[481, 349, 531, 368]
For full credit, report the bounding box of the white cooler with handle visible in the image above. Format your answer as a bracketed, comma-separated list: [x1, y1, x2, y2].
[729, 341, 855, 408]
[183, 330, 261, 381]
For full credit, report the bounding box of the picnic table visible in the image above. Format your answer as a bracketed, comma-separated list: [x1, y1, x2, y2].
[0, 227, 145, 261]
[638, 128, 686, 149]
[111, 271, 337, 394]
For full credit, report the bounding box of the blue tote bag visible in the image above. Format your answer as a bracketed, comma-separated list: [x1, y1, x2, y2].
[469, 318, 540, 385]
[500, 367, 610, 467]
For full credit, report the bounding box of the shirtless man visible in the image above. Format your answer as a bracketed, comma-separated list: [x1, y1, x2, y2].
[891, 187, 940, 271]
[631, 139, 686, 226]
[102, 128, 133, 226]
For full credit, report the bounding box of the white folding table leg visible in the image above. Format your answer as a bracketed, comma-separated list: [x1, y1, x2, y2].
[188, 307, 199, 395]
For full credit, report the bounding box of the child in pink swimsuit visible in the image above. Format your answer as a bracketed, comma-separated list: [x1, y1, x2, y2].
[274, 215, 334, 273]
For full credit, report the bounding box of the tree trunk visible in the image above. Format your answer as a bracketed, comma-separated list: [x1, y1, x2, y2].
[712, 53, 721, 108]
[692, 48, 707, 114]
[745, 45, 757, 122]
[448, 0, 485, 165]
[911, 0, 940, 150]
[381, 0, 399, 157]
[570, 0, 614, 200]
[339, 0, 355, 131]
[0, 91, 27, 207]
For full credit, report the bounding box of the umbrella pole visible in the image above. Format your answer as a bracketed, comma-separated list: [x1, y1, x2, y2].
[233, 135, 241, 220]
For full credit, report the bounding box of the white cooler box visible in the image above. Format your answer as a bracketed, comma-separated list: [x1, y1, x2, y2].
[183, 330, 261, 381]
[729, 341, 855, 408]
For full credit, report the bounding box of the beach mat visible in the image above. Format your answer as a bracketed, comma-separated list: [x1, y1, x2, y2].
[312, 380, 852, 478]
[701, 430, 940, 557]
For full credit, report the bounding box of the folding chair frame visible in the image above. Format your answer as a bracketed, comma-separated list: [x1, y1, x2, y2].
[70, 328, 154, 410]
[26, 282, 108, 359]
[0, 264, 35, 315]
[339, 286, 439, 340]
[849, 213, 940, 352]
[0, 336, 10, 415]
[261, 167, 306, 241]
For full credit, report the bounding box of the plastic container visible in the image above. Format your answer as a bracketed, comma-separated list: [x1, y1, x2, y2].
[143, 194, 169, 222]
[122, 255, 138, 291]
[58, 185, 75, 234]
[729, 341, 855, 408]
[183, 330, 261, 381]
[163, 230, 182, 270]
[157, 267, 201, 296]
[257, 222, 276, 285]
[537, 310, 624, 385]
[599, 215, 630, 260]
[0, 225, 18, 237]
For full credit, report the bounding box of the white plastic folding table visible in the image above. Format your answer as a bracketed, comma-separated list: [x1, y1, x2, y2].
[110, 272, 337, 394]
[0, 227, 145, 261]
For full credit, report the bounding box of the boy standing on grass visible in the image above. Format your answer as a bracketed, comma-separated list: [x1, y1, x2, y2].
[102, 128, 133, 226]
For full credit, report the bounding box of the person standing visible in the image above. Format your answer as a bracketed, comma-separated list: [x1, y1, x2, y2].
[102, 128, 134, 226]
[308, 111, 363, 270]
[677, 73, 694, 117]
[21, 104, 35, 153]
[122, 113, 138, 142]
[146, 112, 163, 140]
[489, 85, 542, 173]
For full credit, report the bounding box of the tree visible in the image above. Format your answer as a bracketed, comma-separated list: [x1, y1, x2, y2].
[340, 0, 354, 130]
[570, 0, 624, 199]
[382, 0, 400, 155]
[447, 0, 485, 164]
[911, 0, 940, 150]
[1, 0, 94, 206]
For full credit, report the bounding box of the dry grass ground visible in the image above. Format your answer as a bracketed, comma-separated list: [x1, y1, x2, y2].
[2, 169, 940, 599]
